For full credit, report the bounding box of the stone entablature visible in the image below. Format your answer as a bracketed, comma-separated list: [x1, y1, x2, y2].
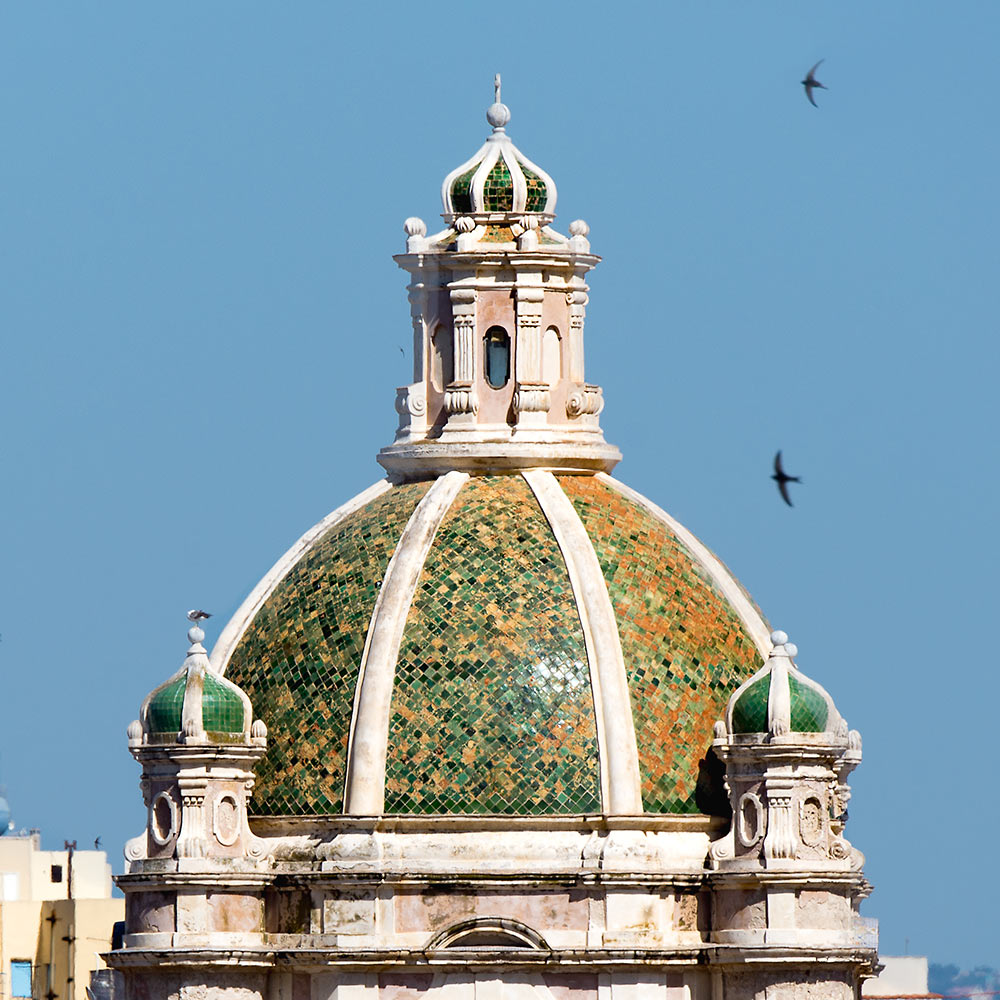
[114, 816, 874, 998]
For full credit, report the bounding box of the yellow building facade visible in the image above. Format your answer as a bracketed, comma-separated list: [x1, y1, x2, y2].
[0, 833, 123, 1000]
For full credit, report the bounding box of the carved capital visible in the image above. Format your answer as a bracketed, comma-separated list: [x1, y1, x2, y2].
[445, 383, 479, 415]
[566, 385, 604, 418]
[395, 384, 426, 418]
[514, 384, 550, 413]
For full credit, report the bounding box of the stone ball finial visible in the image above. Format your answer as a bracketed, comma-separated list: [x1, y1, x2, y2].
[404, 217, 426, 237]
[188, 626, 205, 644]
[785, 642, 798, 657]
[487, 102, 511, 129]
[569, 219, 590, 237]
[251, 719, 268, 739]
[769, 629, 788, 647]
[454, 216, 476, 234]
[127, 719, 143, 743]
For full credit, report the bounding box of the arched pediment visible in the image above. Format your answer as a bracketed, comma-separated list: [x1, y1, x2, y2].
[425, 917, 550, 951]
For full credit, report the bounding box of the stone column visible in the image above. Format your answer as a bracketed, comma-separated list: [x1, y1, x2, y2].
[514, 282, 549, 426]
[445, 288, 478, 424]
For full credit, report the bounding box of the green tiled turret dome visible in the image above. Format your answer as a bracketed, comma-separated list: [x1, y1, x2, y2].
[731, 672, 829, 734]
[725, 630, 840, 738]
[147, 670, 246, 736]
[141, 626, 253, 744]
[441, 87, 556, 218]
[216, 473, 772, 819]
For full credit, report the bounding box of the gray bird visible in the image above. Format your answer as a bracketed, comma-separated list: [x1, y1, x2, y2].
[802, 60, 827, 107]
[94, 837, 101, 850]
[186, 609, 212, 623]
[772, 451, 801, 507]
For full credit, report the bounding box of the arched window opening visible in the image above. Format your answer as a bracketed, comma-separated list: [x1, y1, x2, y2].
[431, 325, 453, 391]
[425, 917, 550, 952]
[542, 326, 562, 386]
[484, 326, 511, 389]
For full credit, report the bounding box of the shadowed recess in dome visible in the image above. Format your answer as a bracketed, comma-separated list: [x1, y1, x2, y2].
[559, 476, 762, 814]
[225, 481, 430, 815]
[384, 475, 600, 815]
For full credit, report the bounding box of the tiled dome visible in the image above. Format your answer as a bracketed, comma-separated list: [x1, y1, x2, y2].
[142, 626, 252, 744]
[725, 630, 841, 737]
[214, 472, 772, 818]
[441, 81, 556, 219]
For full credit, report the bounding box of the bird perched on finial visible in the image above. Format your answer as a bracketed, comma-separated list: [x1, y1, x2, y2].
[771, 451, 802, 507]
[802, 60, 827, 107]
[186, 609, 212, 623]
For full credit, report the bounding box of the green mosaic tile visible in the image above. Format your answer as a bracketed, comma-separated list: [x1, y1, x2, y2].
[481, 225, 514, 243]
[202, 672, 245, 733]
[225, 482, 430, 815]
[450, 165, 477, 214]
[482, 158, 514, 211]
[520, 161, 548, 212]
[147, 674, 186, 734]
[789, 674, 828, 732]
[385, 475, 600, 815]
[732, 672, 829, 733]
[559, 476, 763, 815]
[731, 674, 769, 733]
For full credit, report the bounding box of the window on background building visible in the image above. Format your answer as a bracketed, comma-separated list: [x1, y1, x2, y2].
[50, 864, 63, 883]
[11, 960, 31, 998]
[484, 327, 510, 389]
[0, 872, 18, 901]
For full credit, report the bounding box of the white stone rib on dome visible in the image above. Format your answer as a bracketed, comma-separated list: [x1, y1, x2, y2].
[523, 470, 642, 815]
[343, 472, 469, 815]
[209, 479, 391, 674]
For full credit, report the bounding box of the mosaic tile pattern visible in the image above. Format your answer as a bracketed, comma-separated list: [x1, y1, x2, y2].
[147, 674, 186, 734]
[202, 673, 245, 733]
[732, 673, 829, 733]
[520, 161, 548, 212]
[482, 159, 514, 211]
[481, 225, 515, 243]
[450, 165, 477, 214]
[385, 476, 600, 814]
[731, 674, 768, 734]
[788, 674, 828, 732]
[225, 482, 430, 815]
[559, 476, 763, 814]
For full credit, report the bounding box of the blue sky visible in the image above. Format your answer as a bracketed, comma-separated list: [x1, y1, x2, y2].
[1, 1, 997, 968]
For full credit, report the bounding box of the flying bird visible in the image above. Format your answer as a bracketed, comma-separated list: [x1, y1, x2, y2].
[186, 609, 212, 623]
[801, 60, 827, 107]
[94, 837, 101, 850]
[771, 451, 801, 507]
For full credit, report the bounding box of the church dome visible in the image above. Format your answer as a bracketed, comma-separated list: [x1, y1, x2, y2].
[213, 472, 771, 819]
[141, 626, 252, 744]
[726, 630, 840, 737]
[441, 75, 556, 219]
